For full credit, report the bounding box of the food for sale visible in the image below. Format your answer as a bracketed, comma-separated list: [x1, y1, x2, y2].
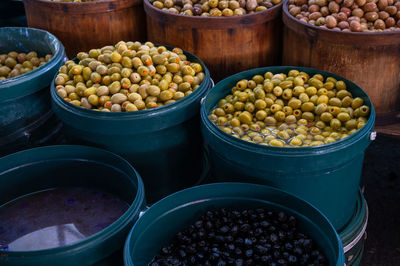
[288, 0, 400, 32]
[0, 51, 52, 80]
[54, 41, 205, 112]
[209, 69, 370, 147]
[149, 0, 282, 16]
[151, 208, 327, 265]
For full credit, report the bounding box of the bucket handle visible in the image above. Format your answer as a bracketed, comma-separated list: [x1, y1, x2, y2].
[370, 131, 377, 141]
[343, 204, 369, 254]
[200, 78, 215, 105]
[139, 206, 150, 218]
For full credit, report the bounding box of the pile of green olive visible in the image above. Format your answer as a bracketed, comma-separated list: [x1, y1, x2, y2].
[0, 51, 52, 80]
[54, 41, 205, 112]
[209, 70, 370, 147]
[149, 0, 281, 16]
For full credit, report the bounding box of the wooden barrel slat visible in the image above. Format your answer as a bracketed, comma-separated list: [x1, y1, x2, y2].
[145, 0, 283, 81]
[23, 0, 147, 58]
[282, 2, 400, 123]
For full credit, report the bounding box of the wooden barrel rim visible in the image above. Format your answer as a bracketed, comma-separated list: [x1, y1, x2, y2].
[23, 0, 142, 14]
[144, 0, 282, 29]
[282, 1, 400, 46]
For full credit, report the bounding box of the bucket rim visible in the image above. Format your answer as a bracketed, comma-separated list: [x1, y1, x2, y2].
[200, 65, 376, 156]
[123, 182, 345, 266]
[0, 145, 146, 258]
[0, 27, 65, 98]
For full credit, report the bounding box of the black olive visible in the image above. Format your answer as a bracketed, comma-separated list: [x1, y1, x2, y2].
[150, 208, 327, 265]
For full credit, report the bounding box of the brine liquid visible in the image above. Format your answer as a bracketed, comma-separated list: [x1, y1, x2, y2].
[0, 187, 130, 251]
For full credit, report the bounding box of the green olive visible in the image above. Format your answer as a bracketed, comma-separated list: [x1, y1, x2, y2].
[55, 42, 204, 111]
[209, 70, 370, 147]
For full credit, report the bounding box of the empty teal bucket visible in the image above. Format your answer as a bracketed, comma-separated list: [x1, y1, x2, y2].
[51, 47, 211, 203]
[200, 66, 375, 230]
[0, 145, 145, 266]
[0, 27, 65, 156]
[123, 183, 345, 265]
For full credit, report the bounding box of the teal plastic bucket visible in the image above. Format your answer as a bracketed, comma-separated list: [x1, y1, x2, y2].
[339, 189, 368, 266]
[0, 27, 66, 156]
[123, 183, 345, 265]
[51, 47, 211, 203]
[200, 66, 375, 230]
[0, 145, 146, 266]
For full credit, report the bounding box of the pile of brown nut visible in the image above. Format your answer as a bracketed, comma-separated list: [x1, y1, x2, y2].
[288, 0, 400, 32]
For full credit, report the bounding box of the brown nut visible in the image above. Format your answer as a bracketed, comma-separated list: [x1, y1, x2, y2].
[350, 20, 363, 31]
[385, 16, 396, 26]
[316, 17, 327, 25]
[378, 10, 390, 19]
[352, 7, 365, 16]
[363, 2, 378, 11]
[338, 20, 350, 28]
[378, 0, 389, 9]
[385, 5, 398, 15]
[337, 11, 349, 20]
[290, 6, 302, 16]
[343, 0, 355, 7]
[365, 11, 379, 21]
[348, 15, 361, 22]
[356, 0, 366, 6]
[300, 17, 309, 22]
[340, 6, 352, 16]
[374, 18, 386, 28]
[326, 15, 338, 28]
[328, 1, 340, 12]
[246, 0, 257, 11]
[309, 4, 320, 12]
[321, 6, 330, 16]
[309, 11, 323, 20]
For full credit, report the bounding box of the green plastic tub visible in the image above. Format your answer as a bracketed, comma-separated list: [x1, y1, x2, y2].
[51, 47, 211, 203]
[339, 189, 368, 266]
[0, 27, 65, 156]
[123, 183, 345, 265]
[200, 66, 375, 231]
[0, 145, 146, 266]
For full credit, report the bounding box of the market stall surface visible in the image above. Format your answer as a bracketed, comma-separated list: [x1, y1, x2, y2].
[361, 134, 400, 265]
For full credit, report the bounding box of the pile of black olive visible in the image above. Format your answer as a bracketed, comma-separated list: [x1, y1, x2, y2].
[150, 208, 328, 265]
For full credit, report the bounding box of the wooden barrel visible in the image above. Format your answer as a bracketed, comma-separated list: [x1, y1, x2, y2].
[23, 0, 147, 58]
[144, 0, 283, 81]
[282, 2, 400, 124]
